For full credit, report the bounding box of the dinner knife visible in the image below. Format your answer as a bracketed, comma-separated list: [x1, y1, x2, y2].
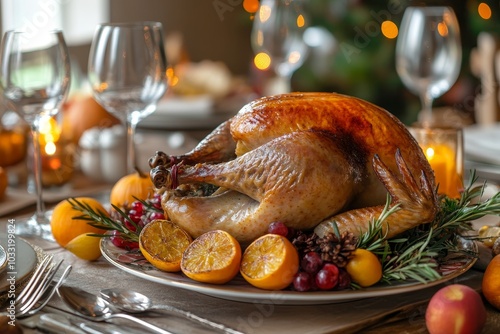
[39, 313, 105, 334]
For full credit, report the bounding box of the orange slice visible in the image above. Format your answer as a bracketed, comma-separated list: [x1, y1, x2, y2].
[240, 234, 299, 290]
[181, 230, 241, 284]
[139, 220, 192, 272]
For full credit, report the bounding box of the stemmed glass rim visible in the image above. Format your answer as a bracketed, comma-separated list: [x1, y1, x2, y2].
[3, 29, 65, 35]
[404, 5, 455, 11]
[95, 21, 163, 29]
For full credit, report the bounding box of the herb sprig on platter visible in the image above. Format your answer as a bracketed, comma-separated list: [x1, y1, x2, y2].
[357, 170, 500, 284]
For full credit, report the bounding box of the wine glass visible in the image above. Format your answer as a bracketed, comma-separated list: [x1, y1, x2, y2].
[396, 6, 462, 124]
[88, 22, 167, 173]
[0, 30, 71, 240]
[251, 0, 309, 95]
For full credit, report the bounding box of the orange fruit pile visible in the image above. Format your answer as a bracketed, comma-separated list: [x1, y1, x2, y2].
[139, 219, 192, 272]
[240, 234, 299, 290]
[181, 230, 241, 284]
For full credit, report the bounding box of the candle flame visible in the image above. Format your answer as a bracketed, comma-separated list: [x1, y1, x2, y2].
[425, 147, 435, 160]
[44, 142, 57, 155]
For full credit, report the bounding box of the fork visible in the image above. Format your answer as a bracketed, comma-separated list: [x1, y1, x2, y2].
[10, 255, 72, 318]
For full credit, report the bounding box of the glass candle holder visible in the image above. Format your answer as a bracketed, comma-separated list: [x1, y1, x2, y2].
[29, 116, 74, 187]
[409, 124, 464, 198]
[40, 138, 74, 187]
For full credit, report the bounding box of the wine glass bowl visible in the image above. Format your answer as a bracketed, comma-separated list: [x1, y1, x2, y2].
[251, 0, 309, 95]
[0, 30, 71, 240]
[88, 22, 167, 172]
[395, 6, 462, 123]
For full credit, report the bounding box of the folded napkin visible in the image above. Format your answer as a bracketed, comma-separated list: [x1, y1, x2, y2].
[464, 123, 500, 165]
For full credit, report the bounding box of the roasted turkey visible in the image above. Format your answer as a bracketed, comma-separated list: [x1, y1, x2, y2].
[150, 92, 439, 244]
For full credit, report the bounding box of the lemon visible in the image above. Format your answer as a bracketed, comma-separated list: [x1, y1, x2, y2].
[65, 234, 102, 261]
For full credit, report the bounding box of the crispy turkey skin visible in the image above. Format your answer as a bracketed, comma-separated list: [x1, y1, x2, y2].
[150, 92, 439, 244]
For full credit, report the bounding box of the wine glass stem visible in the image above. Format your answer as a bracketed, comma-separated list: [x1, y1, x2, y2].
[31, 126, 46, 221]
[420, 93, 434, 125]
[126, 120, 138, 173]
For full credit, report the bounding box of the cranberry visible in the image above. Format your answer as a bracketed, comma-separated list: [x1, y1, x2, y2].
[128, 209, 142, 224]
[301, 252, 323, 274]
[268, 221, 289, 237]
[149, 212, 165, 221]
[315, 263, 339, 290]
[123, 220, 137, 232]
[293, 272, 313, 292]
[110, 231, 139, 250]
[149, 194, 162, 210]
[130, 201, 144, 213]
[336, 268, 352, 290]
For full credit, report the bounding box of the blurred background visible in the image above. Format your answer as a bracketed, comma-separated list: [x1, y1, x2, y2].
[0, 0, 499, 125]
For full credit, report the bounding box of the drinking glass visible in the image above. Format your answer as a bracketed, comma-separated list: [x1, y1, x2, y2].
[251, 0, 309, 95]
[395, 6, 462, 124]
[88, 22, 167, 173]
[0, 30, 71, 240]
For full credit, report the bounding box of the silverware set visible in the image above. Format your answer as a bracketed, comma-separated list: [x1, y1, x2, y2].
[2, 254, 240, 333]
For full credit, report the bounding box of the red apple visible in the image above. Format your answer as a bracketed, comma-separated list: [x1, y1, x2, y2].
[426, 284, 487, 334]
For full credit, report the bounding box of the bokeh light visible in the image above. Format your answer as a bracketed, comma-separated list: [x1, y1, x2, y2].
[478, 2, 492, 19]
[437, 22, 449, 37]
[243, 0, 260, 14]
[254, 52, 271, 70]
[297, 14, 305, 28]
[381, 21, 398, 39]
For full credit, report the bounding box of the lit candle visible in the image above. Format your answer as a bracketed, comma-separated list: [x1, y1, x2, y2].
[39, 117, 74, 187]
[410, 125, 464, 199]
[420, 143, 462, 198]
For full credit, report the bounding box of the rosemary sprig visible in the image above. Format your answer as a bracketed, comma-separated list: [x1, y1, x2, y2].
[358, 170, 500, 284]
[356, 194, 399, 251]
[67, 197, 139, 242]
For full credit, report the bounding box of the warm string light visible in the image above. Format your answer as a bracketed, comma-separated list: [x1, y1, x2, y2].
[243, 0, 260, 14]
[478, 2, 492, 19]
[381, 20, 398, 39]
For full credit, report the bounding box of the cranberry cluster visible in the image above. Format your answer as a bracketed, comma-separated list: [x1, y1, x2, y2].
[110, 194, 165, 250]
[267, 221, 351, 292]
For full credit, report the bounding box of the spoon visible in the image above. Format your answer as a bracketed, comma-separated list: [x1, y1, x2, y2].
[57, 286, 173, 334]
[100, 288, 243, 334]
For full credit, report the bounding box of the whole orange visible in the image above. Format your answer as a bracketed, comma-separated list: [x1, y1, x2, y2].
[109, 169, 155, 208]
[482, 254, 500, 310]
[50, 197, 108, 247]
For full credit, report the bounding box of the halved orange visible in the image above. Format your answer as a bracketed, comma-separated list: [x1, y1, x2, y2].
[181, 230, 241, 284]
[240, 234, 299, 290]
[139, 220, 192, 272]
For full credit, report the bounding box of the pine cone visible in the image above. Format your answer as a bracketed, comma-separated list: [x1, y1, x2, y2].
[317, 232, 357, 268]
[292, 230, 358, 268]
[292, 231, 319, 254]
